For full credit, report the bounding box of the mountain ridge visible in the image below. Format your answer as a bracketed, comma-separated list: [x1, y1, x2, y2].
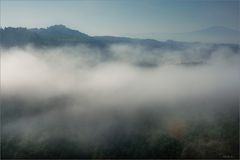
[127, 26, 240, 44]
[0, 25, 239, 48]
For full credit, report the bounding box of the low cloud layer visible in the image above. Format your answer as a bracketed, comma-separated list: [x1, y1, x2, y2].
[1, 44, 240, 158]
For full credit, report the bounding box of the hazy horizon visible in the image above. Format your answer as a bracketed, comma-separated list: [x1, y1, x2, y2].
[1, 0, 239, 37]
[1, 24, 240, 44]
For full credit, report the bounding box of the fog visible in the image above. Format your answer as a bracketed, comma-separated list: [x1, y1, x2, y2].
[1, 44, 240, 158]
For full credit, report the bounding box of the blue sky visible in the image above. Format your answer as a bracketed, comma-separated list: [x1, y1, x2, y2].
[1, 0, 239, 36]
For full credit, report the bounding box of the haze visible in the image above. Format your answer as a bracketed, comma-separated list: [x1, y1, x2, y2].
[1, 43, 239, 158]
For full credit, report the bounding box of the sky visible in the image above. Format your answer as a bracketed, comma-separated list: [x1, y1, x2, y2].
[1, 0, 239, 36]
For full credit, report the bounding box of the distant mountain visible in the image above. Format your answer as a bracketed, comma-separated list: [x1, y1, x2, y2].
[94, 36, 167, 48]
[0, 27, 40, 47]
[31, 25, 89, 39]
[0, 25, 184, 49]
[0, 25, 239, 49]
[129, 26, 240, 44]
[0, 25, 103, 47]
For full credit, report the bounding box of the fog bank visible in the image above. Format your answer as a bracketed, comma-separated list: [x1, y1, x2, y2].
[1, 44, 239, 158]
